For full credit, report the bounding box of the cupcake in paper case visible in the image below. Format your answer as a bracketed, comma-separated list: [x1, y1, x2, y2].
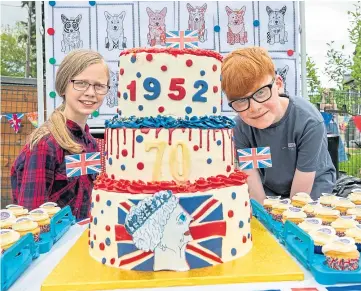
[282, 206, 307, 225]
[347, 206, 361, 223]
[322, 237, 360, 271]
[314, 206, 340, 226]
[319, 193, 338, 207]
[298, 218, 323, 234]
[270, 199, 291, 222]
[302, 201, 321, 218]
[331, 215, 359, 237]
[345, 225, 361, 252]
[348, 192, 361, 205]
[263, 196, 281, 213]
[29, 208, 50, 234]
[331, 198, 356, 215]
[40, 202, 61, 218]
[309, 226, 338, 254]
[12, 216, 40, 242]
[0, 210, 16, 229]
[6, 204, 28, 218]
[291, 192, 313, 208]
[0, 229, 20, 254]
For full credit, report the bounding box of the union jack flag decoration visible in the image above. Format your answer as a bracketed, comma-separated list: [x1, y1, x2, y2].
[5, 113, 24, 133]
[114, 194, 226, 271]
[65, 152, 101, 177]
[237, 147, 272, 170]
[166, 30, 199, 49]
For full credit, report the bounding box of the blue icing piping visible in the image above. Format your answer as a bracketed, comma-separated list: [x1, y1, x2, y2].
[105, 115, 236, 129]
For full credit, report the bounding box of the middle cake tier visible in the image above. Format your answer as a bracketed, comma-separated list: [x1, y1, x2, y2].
[104, 121, 236, 183]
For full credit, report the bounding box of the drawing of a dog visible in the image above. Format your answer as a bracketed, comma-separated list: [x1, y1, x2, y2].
[61, 14, 83, 53]
[266, 6, 288, 45]
[104, 11, 127, 50]
[106, 71, 118, 108]
[276, 65, 289, 95]
[225, 6, 247, 45]
[146, 7, 167, 47]
[187, 3, 207, 43]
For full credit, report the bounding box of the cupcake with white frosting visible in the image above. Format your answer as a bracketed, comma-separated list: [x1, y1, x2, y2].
[40, 202, 61, 218]
[347, 206, 361, 223]
[345, 225, 361, 251]
[263, 196, 281, 214]
[270, 199, 291, 222]
[291, 192, 313, 208]
[6, 204, 28, 218]
[12, 217, 40, 242]
[319, 193, 338, 207]
[331, 198, 355, 215]
[309, 226, 338, 254]
[298, 218, 323, 233]
[0, 210, 16, 229]
[331, 215, 359, 237]
[282, 206, 307, 225]
[314, 206, 340, 226]
[0, 229, 20, 254]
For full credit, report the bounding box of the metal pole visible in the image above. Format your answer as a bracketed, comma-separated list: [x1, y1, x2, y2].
[25, 1, 32, 78]
[36, 1, 45, 126]
[299, 1, 308, 100]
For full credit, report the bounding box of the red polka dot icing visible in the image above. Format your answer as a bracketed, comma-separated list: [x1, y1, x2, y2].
[95, 194, 100, 202]
[121, 149, 128, 157]
[186, 59, 193, 67]
[245, 201, 248, 207]
[106, 225, 111, 231]
[110, 258, 115, 265]
[158, 106, 165, 113]
[228, 210, 234, 218]
[226, 165, 231, 172]
[193, 145, 199, 151]
[213, 86, 218, 93]
[146, 54, 153, 61]
[137, 162, 144, 170]
[93, 234, 96, 240]
[119, 68, 124, 75]
[161, 65, 167, 71]
[117, 91, 120, 98]
[242, 236, 247, 243]
[99, 242, 105, 251]
[212, 64, 217, 71]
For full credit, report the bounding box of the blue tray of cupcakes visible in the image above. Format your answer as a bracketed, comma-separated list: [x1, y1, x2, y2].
[251, 199, 361, 285]
[0, 204, 75, 290]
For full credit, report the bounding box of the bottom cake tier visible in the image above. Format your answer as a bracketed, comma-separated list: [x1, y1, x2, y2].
[89, 173, 252, 272]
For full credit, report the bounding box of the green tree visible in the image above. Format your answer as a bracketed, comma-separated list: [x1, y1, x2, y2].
[0, 25, 27, 77]
[348, 1, 361, 90]
[306, 55, 321, 93]
[324, 41, 352, 89]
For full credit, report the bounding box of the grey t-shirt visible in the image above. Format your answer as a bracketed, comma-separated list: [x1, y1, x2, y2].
[233, 96, 336, 200]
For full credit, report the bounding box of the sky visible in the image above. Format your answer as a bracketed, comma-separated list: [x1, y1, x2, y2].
[0, 1, 358, 88]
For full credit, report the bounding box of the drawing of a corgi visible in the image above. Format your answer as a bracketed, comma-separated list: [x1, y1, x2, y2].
[225, 6, 247, 45]
[61, 14, 83, 54]
[266, 6, 288, 45]
[104, 11, 127, 50]
[146, 7, 167, 47]
[187, 3, 207, 43]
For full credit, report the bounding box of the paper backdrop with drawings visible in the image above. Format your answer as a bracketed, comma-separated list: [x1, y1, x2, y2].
[138, 1, 177, 47]
[95, 2, 136, 60]
[217, 1, 256, 53]
[178, 1, 217, 50]
[52, 6, 91, 65]
[258, 1, 296, 53]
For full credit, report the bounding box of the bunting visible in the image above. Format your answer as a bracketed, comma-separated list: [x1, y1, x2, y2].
[25, 112, 38, 128]
[5, 113, 24, 133]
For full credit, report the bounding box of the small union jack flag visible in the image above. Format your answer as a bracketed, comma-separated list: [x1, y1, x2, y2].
[5, 113, 24, 133]
[65, 152, 101, 177]
[166, 30, 199, 49]
[237, 147, 272, 170]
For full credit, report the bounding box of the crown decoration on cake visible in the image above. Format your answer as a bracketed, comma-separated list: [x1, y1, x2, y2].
[125, 190, 173, 235]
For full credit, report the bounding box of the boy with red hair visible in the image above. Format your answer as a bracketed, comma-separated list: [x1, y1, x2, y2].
[222, 47, 335, 203]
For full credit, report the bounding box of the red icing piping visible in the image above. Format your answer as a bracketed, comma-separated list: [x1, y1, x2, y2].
[120, 47, 223, 62]
[94, 170, 248, 195]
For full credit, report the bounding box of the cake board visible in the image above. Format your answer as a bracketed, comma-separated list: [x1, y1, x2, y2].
[42, 218, 304, 291]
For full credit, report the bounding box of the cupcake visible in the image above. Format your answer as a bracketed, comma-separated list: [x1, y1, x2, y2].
[282, 206, 307, 225]
[347, 206, 361, 223]
[331, 198, 356, 215]
[345, 225, 361, 251]
[314, 206, 340, 226]
[309, 226, 338, 254]
[348, 192, 361, 205]
[0, 210, 16, 229]
[319, 193, 338, 207]
[302, 201, 321, 218]
[40, 202, 61, 218]
[322, 237, 360, 271]
[0, 229, 20, 254]
[29, 208, 50, 234]
[6, 204, 28, 218]
[298, 218, 323, 233]
[291, 192, 313, 208]
[331, 216, 359, 237]
[12, 217, 40, 242]
[263, 196, 281, 213]
[270, 199, 291, 222]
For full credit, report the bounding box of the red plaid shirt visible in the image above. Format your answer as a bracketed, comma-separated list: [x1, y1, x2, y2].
[11, 120, 98, 220]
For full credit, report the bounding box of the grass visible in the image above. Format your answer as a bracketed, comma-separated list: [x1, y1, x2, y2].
[339, 148, 361, 178]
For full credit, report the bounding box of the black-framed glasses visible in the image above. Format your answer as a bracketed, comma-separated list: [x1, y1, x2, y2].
[70, 80, 110, 95]
[228, 78, 275, 112]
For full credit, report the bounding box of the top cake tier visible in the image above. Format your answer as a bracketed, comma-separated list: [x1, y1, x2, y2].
[118, 48, 223, 119]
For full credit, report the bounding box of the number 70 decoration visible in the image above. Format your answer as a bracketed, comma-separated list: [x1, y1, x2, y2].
[125, 77, 208, 103]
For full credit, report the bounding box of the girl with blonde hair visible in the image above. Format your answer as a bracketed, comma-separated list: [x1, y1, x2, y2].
[11, 49, 110, 220]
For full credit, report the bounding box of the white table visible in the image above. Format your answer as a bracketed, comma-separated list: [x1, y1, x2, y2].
[8, 223, 360, 291]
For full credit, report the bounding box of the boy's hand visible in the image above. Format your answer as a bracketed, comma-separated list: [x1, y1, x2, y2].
[290, 169, 316, 198]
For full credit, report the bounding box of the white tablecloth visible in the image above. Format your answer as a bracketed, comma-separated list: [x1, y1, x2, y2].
[8, 223, 360, 291]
